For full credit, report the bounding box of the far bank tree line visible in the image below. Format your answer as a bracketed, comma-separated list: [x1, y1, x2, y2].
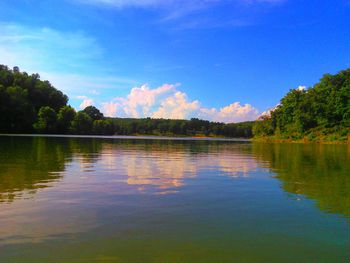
[0, 65, 253, 137]
[33, 105, 254, 137]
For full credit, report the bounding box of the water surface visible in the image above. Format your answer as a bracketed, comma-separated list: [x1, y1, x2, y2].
[0, 136, 350, 262]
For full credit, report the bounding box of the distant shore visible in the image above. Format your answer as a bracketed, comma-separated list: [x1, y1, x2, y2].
[2, 134, 349, 144]
[0, 134, 251, 142]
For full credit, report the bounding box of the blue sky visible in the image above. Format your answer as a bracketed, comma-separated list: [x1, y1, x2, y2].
[1, 0, 349, 122]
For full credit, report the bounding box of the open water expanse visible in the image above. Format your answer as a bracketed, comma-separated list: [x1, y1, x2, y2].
[0, 135, 350, 262]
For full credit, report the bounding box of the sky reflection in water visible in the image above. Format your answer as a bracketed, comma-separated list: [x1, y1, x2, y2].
[0, 136, 350, 262]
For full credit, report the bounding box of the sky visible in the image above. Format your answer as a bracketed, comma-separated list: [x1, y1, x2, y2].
[1, 0, 349, 122]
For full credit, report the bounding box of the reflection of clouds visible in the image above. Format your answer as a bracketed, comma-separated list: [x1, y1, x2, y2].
[92, 144, 259, 193]
[0, 140, 260, 246]
[97, 147, 197, 193]
[216, 153, 259, 177]
[125, 152, 196, 190]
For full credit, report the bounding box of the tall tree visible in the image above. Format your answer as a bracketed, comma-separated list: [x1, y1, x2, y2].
[82, 106, 104, 121]
[33, 106, 57, 133]
[57, 106, 76, 134]
[71, 112, 93, 135]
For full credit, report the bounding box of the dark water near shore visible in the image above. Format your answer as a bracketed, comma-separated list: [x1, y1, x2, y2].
[0, 136, 350, 262]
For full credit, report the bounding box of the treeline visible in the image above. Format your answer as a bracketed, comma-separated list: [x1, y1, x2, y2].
[0, 65, 67, 132]
[253, 68, 350, 142]
[110, 117, 253, 137]
[0, 65, 253, 137]
[0, 65, 114, 135]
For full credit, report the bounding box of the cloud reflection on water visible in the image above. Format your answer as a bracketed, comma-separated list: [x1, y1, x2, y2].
[0, 137, 259, 245]
[1, 137, 350, 247]
[90, 142, 258, 193]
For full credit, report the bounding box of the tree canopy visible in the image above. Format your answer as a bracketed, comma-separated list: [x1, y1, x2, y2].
[0, 65, 67, 133]
[82, 106, 104, 121]
[253, 68, 350, 142]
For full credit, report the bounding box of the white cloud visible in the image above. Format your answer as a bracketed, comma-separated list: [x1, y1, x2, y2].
[153, 91, 200, 119]
[199, 102, 260, 123]
[102, 84, 260, 123]
[103, 84, 177, 118]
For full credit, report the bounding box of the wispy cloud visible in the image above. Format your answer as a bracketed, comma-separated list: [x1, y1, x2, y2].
[73, 0, 286, 29]
[0, 22, 101, 72]
[0, 22, 137, 98]
[102, 84, 260, 123]
[75, 0, 173, 8]
[39, 72, 137, 95]
[75, 0, 285, 9]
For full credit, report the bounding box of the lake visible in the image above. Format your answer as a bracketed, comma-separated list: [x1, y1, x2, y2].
[0, 135, 350, 262]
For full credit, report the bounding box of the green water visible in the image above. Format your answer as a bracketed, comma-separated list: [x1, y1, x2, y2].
[0, 136, 350, 262]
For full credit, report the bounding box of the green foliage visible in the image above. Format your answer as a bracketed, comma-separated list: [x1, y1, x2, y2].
[71, 112, 93, 135]
[109, 117, 254, 138]
[0, 65, 67, 133]
[57, 106, 76, 134]
[0, 85, 35, 132]
[253, 68, 350, 142]
[92, 120, 115, 135]
[253, 116, 274, 137]
[83, 106, 104, 121]
[33, 106, 57, 133]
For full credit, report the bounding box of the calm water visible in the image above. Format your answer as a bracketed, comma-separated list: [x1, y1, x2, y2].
[0, 136, 350, 262]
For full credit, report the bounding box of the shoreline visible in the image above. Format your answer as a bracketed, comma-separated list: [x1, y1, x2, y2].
[1, 134, 348, 144]
[0, 134, 251, 142]
[252, 137, 350, 145]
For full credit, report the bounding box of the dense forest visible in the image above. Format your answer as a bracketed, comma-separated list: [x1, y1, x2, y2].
[253, 68, 350, 142]
[109, 117, 253, 137]
[0, 65, 253, 138]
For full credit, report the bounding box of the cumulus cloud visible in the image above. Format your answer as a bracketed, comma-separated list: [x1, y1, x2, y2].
[102, 84, 260, 123]
[153, 91, 200, 119]
[199, 102, 260, 123]
[102, 84, 178, 118]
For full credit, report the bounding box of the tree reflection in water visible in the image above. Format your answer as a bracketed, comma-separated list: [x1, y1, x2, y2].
[253, 143, 350, 216]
